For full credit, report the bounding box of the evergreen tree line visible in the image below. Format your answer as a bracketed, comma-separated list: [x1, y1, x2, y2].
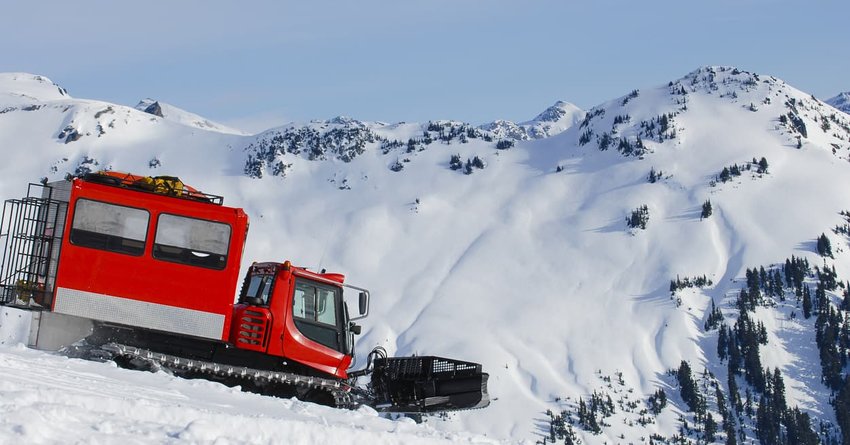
[449, 154, 485, 174]
[755, 368, 819, 445]
[595, 132, 647, 157]
[578, 128, 593, 146]
[425, 121, 490, 143]
[716, 157, 769, 184]
[578, 107, 605, 130]
[779, 111, 808, 138]
[541, 409, 580, 445]
[638, 112, 678, 143]
[574, 391, 614, 434]
[621, 89, 640, 106]
[669, 274, 714, 293]
[832, 210, 850, 237]
[627, 205, 650, 230]
[647, 167, 664, 183]
[808, 267, 850, 444]
[713, 314, 820, 443]
[675, 361, 722, 443]
[716, 257, 850, 443]
[613, 114, 631, 125]
[813, 285, 850, 391]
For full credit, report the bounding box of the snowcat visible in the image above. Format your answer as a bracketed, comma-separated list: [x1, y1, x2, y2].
[0, 172, 489, 413]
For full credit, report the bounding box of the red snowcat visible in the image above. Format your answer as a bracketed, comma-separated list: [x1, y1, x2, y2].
[0, 171, 489, 413]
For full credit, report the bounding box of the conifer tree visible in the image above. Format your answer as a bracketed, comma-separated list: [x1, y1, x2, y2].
[676, 361, 702, 414]
[817, 233, 833, 257]
[717, 324, 729, 361]
[757, 157, 769, 174]
[836, 376, 850, 445]
[704, 413, 717, 443]
[803, 286, 813, 319]
[701, 200, 713, 219]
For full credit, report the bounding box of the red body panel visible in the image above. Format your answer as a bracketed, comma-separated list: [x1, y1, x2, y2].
[53, 178, 249, 340]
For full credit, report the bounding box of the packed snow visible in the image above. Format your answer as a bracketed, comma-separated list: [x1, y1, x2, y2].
[1, 67, 850, 443]
[0, 337, 498, 444]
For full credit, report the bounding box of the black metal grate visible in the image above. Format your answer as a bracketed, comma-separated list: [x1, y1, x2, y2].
[0, 183, 68, 307]
[376, 356, 483, 381]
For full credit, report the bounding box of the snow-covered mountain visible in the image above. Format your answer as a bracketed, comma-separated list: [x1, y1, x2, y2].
[828, 92, 850, 114]
[480, 100, 585, 140]
[134, 98, 246, 135]
[1, 67, 850, 444]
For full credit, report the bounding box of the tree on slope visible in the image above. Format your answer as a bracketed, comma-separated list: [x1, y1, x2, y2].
[701, 200, 713, 220]
[817, 233, 833, 258]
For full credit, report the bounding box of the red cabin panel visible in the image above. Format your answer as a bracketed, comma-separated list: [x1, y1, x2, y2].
[52, 177, 248, 341]
[233, 263, 352, 379]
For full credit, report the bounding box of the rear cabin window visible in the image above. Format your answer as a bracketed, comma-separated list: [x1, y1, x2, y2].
[153, 213, 231, 270]
[70, 199, 149, 256]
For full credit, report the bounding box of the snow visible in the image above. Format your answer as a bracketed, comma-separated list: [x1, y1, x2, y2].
[1, 65, 850, 443]
[480, 100, 585, 140]
[0, 73, 68, 105]
[0, 341, 498, 445]
[134, 98, 247, 135]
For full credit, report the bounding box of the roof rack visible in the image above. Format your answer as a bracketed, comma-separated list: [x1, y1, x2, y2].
[80, 171, 224, 205]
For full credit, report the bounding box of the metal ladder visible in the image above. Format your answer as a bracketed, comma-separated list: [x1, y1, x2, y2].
[0, 183, 67, 307]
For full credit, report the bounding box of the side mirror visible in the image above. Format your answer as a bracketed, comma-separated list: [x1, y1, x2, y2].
[349, 322, 362, 335]
[347, 287, 370, 321]
[358, 292, 368, 316]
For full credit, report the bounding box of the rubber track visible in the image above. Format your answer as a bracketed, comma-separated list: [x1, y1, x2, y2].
[101, 342, 366, 408]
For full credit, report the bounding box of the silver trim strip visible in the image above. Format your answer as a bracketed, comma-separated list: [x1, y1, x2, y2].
[54, 287, 225, 340]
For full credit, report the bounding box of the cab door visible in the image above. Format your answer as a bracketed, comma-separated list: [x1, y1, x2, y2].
[280, 277, 352, 377]
[291, 279, 344, 353]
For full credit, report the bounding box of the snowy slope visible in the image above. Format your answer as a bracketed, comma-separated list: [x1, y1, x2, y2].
[1, 67, 850, 443]
[134, 98, 246, 135]
[0, 341, 497, 445]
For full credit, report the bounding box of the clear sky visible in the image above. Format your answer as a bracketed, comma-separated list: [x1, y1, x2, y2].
[2, 0, 848, 133]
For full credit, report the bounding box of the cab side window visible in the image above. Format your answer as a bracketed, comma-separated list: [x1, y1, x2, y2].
[70, 199, 149, 256]
[293, 280, 341, 352]
[153, 214, 231, 270]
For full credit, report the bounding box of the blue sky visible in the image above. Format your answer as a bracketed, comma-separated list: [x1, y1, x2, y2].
[2, 1, 848, 133]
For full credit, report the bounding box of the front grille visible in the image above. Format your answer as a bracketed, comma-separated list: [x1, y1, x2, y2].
[235, 309, 270, 350]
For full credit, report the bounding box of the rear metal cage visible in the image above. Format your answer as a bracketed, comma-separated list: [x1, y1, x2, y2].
[0, 182, 70, 307]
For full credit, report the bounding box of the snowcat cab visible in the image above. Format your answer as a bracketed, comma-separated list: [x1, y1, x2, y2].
[232, 260, 371, 379]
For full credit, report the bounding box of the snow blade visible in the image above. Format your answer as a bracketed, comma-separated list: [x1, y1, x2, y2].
[369, 356, 490, 413]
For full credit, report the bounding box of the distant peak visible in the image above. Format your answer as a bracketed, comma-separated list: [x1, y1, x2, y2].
[0, 72, 70, 101]
[827, 92, 850, 114]
[131, 98, 245, 135]
[135, 99, 163, 117]
[531, 101, 582, 123]
[328, 115, 358, 125]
